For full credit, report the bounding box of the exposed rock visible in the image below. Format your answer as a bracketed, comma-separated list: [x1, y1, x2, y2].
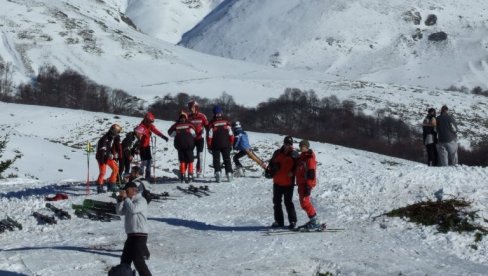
[428, 31, 447, 42]
[425, 14, 437, 26]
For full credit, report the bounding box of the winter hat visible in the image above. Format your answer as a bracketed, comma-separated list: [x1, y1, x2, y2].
[441, 105, 449, 113]
[213, 105, 223, 115]
[179, 110, 188, 121]
[427, 108, 436, 114]
[123, 181, 138, 190]
[299, 139, 310, 148]
[232, 121, 242, 133]
[283, 136, 294, 145]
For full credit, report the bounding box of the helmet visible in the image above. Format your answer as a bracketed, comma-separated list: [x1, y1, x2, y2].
[188, 100, 199, 110]
[179, 110, 188, 121]
[144, 112, 155, 123]
[232, 121, 242, 131]
[110, 124, 122, 135]
[283, 136, 294, 146]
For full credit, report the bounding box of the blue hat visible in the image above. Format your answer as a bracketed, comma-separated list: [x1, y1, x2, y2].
[213, 105, 223, 115]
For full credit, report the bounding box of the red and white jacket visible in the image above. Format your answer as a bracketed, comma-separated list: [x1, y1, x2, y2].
[188, 111, 208, 140]
[168, 121, 196, 150]
[206, 116, 234, 150]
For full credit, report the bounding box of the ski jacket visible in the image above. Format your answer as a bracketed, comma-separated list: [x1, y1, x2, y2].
[121, 132, 140, 156]
[116, 193, 148, 234]
[188, 111, 208, 140]
[269, 146, 298, 187]
[168, 121, 196, 150]
[207, 116, 234, 150]
[137, 121, 166, 148]
[436, 113, 458, 143]
[233, 131, 251, 151]
[296, 149, 317, 188]
[95, 132, 120, 163]
[422, 115, 437, 145]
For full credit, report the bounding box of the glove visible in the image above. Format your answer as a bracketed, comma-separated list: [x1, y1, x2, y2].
[162, 135, 169, 142]
[304, 185, 312, 196]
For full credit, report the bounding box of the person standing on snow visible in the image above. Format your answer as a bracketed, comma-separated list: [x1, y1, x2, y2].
[168, 111, 197, 183]
[187, 100, 209, 178]
[295, 139, 320, 231]
[95, 124, 122, 193]
[265, 135, 298, 229]
[120, 126, 143, 180]
[436, 105, 459, 166]
[207, 105, 234, 182]
[422, 108, 438, 166]
[116, 181, 151, 276]
[231, 121, 267, 177]
[137, 112, 169, 182]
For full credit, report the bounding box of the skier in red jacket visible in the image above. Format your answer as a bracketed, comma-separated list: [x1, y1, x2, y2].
[137, 112, 169, 182]
[188, 100, 208, 178]
[295, 139, 320, 231]
[207, 105, 234, 182]
[168, 111, 197, 183]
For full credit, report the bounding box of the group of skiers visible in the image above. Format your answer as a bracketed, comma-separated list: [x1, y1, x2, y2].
[97, 101, 322, 276]
[422, 105, 459, 166]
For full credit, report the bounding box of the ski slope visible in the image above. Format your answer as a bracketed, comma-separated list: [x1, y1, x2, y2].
[0, 103, 487, 275]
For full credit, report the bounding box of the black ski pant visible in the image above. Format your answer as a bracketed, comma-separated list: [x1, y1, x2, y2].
[194, 139, 204, 173]
[273, 184, 297, 226]
[120, 153, 132, 177]
[212, 147, 233, 174]
[233, 150, 247, 168]
[121, 234, 151, 276]
[178, 148, 195, 163]
[425, 143, 437, 166]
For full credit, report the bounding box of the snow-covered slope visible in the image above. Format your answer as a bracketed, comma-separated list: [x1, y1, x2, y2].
[180, 0, 488, 90]
[124, 0, 224, 44]
[0, 103, 487, 275]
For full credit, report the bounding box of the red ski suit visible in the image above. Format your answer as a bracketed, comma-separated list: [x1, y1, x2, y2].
[295, 149, 317, 218]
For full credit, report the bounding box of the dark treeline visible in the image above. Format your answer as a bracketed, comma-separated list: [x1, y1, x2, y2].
[3, 65, 143, 115]
[1, 63, 486, 166]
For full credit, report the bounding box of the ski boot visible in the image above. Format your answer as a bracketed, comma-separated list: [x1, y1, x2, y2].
[288, 221, 297, 230]
[215, 171, 221, 183]
[97, 185, 105, 194]
[235, 167, 245, 177]
[186, 173, 194, 184]
[300, 216, 320, 232]
[226, 172, 233, 182]
[271, 221, 284, 228]
[107, 183, 117, 192]
[179, 173, 185, 183]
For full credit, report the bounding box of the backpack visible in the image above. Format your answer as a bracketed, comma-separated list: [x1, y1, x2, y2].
[108, 264, 135, 276]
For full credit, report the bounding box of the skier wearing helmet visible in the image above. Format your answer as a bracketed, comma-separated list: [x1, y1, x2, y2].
[120, 126, 144, 180]
[207, 105, 234, 182]
[231, 121, 267, 177]
[187, 100, 208, 178]
[137, 112, 169, 182]
[96, 124, 122, 193]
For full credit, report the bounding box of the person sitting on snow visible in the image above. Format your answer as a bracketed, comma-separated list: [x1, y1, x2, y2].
[231, 121, 267, 177]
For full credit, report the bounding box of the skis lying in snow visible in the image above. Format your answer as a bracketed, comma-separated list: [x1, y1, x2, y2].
[150, 191, 179, 201]
[0, 216, 22, 233]
[72, 204, 121, 222]
[33, 212, 57, 225]
[264, 224, 344, 235]
[82, 199, 117, 214]
[176, 185, 211, 197]
[46, 203, 71, 219]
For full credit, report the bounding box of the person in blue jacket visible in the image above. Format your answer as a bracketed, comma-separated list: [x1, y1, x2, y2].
[232, 121, 267, 176]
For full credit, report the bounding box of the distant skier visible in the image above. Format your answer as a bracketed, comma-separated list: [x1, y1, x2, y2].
[295, 139, 320, 231]
[95, 124, 122, 193]
[231, 121, 267, 177]
[422, 108, 438, 166]
[137, 112, 169, 181]
[168, 111, 197, 183]
[265, 135, 298, 229]
[116, 181, 152, 276]
[188, 100, 209, 177]
[120, 126, 143, 179]
[436, 105, 459, 166]
[207, 105, 234, 182]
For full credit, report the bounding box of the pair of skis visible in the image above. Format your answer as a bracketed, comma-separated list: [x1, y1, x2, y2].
[176, 185, 211, 197]
[264, 223, 344, 235]
[32, 203, 72, 225]
[0, 216, 22, 233]
[72, 199, 120, 222]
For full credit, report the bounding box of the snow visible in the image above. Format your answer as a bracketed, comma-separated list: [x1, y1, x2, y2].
[1, 103, 487, 275]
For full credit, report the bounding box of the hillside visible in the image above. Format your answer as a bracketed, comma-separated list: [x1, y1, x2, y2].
[0, 103, 487, 275]
[180, 0, 488, 90]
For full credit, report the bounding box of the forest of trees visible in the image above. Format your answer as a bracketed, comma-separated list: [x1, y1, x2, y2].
[0, 63, 486, 166]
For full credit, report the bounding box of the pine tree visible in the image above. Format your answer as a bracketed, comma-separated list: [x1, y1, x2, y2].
[0, 135, 21, 178]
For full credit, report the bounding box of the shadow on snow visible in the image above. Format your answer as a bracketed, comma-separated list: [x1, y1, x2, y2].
[149, 217, 267, 232]
[2, 245, 121, 258]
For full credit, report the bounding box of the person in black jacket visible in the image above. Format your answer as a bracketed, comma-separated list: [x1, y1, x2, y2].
[96, 124, 122, 193]
[168, 111, 197, 183]
[422, 108, 438, 166]
[120, 126, 143, 180]
[436, 105, 459, 166]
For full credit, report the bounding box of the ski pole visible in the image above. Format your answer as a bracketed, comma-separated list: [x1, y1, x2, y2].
[151, 136, 156, 182]
[86, 141, 93, 195]
[202, 139, 207, 177]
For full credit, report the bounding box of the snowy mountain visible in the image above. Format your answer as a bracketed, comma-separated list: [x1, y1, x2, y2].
[124, 0, 224, 44]
[180, 0, 488, 90]
[0, 103, 487, 275]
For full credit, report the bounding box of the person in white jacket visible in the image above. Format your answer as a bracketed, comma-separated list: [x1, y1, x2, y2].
[116, 181, 151, 276]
